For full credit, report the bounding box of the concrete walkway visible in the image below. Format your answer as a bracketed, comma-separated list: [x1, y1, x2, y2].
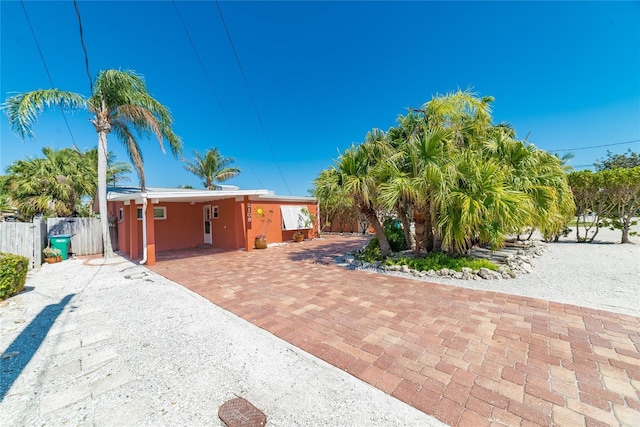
[150, 235, 640, 426]
[0, 253, 443, 426]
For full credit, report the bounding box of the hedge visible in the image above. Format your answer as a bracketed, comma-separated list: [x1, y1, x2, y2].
[0, 252, 29, 300]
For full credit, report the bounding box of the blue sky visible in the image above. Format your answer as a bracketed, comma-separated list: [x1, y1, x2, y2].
[1, 1, 639, 196]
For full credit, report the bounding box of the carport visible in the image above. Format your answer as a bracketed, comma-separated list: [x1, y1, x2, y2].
[106, 186, 318, 265]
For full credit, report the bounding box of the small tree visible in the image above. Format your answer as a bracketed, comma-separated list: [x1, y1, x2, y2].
[594, 149, 640, 171]
[599, 167, 640, 243]
[568, 171, 609, 242]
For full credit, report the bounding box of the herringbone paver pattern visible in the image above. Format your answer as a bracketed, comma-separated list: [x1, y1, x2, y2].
[150, 235, 640, 426]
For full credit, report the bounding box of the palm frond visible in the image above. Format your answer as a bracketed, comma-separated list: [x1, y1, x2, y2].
[2, 89, 86, 139]
[112, 122, 145, 187]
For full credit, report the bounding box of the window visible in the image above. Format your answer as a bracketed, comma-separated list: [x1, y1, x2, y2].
[213, 205, 219, 219]
[280, 206, 308, 230]
[153, 207, 167, 220]
[137, 206, 167, 220]
[119, 208, 124, 222]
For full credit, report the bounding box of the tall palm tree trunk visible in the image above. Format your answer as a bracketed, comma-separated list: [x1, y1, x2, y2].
[413, 209, 426, 255]
[98, 131, 114, 258]
[363, 206, 392, 256]
[424, 204, 434, 252]
[397, 202, 414, 250]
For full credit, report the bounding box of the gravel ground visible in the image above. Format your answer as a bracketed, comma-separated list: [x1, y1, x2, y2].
[359, 225, 640, 317]
[1, 224, 637, 426]
[0, 256, 444, 426]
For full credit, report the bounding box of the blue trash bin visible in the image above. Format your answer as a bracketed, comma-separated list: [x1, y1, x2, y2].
[49, 234, 72, 260]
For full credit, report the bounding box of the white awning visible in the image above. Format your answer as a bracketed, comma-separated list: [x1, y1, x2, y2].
[280, 206, 309, 230]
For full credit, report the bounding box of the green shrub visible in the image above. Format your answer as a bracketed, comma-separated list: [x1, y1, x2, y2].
[357, 219, 408, 262]
[383, 218, 408, 252]
[357, 237, 499, 272]
[0, 252, 29, 300]
[359, 237, 383, 262]
[383, 251, 499, 272]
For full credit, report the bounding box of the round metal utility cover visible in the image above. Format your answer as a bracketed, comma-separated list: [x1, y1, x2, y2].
[218, 397, 267, 427]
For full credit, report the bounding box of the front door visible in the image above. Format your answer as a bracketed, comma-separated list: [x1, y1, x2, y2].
[203, 205, 212, 245]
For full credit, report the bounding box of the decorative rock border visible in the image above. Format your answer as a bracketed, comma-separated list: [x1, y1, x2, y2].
[334, 240, 548, 280]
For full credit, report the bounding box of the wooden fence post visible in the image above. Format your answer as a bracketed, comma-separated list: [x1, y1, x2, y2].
[33, 218, 46, 267]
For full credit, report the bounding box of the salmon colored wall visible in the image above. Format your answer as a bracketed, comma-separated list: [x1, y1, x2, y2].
[108, 201, 118, 218]
[114, 202, 128, 255]
[150, 200, 242, 252]
[110, 198, 318, 256]
[248, 201, 318, 247]
[145, 203, 156, 265]
[106, 201, 129, 256]
[129, 203, 140, 259]
[236, 198, 249, 250]
[152, 202, 205, 251]
[210, 198, 240, 249]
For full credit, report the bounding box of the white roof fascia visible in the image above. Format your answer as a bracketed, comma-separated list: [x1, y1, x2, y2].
[253, 194, 317, 203]
[107, 189, 269, 203]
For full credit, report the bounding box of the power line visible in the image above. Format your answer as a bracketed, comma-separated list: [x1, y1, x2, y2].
[171, 0, 265, 188]
[73, 0, 93, 94]
[215, 0, 292, 195]
[549, 139, 639, 152]
[19, 0, 77, 146]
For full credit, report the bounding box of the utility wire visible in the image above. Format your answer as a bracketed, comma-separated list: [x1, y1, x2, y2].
[171, 0, 265, 188]
[215, 0, 292, 195]
[20, 0, 77, 146]
[549, 139, 639, 152]
[73, 0, 93, 94]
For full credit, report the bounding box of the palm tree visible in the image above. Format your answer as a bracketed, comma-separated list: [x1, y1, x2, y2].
[4, 147, 96, 219]
[3, 69, 182, 257]
[335, 132, 392, 256]
[483, 130, 574, 240]
[381, 116, 450, 254]
[423, 89, 494, 151]
[83, 147, 133, 186]
[183, 148, 241, 190]
[436, 151, 530, 254]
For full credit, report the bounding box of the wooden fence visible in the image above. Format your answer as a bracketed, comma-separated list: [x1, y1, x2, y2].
[0, 220, 46, 269]
[47, 218, 104, 256]
[0, 217, 117, 268]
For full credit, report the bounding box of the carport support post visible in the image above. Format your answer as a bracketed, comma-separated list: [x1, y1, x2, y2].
[145, 201, 156, 266]
[244, 196, 253, 252]
[128, 202, 139, 260]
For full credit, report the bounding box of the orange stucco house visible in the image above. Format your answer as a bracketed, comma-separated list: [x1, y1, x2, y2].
[106, 186, 318, 266]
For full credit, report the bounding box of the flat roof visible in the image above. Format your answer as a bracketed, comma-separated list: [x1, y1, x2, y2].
[106, 186, 316, 204]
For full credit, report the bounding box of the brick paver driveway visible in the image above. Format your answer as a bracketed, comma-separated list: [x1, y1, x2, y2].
[150, 235, 640, 426]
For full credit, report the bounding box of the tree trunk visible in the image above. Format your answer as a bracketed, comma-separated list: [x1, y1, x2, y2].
[621, 215, 630, 244]
[526, 228, 535, 241]
[98, 131, 115, 258]
[621, 228, 630, 244]
[365, 207, 391, 256]
[589, 215, 600, 243]
[413, 209, 426, 255]
[424, 205, 434, 252]
[396, 202, 413, 250]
